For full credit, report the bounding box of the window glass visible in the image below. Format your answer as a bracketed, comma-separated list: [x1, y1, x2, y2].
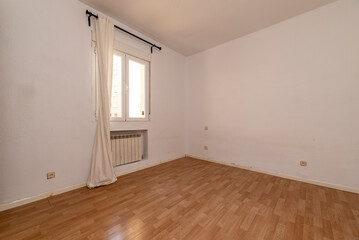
[128, 59, 146, 118]
[111, 54, 123, 118]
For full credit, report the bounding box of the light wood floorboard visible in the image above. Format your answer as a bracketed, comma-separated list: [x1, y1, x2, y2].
[1, 157, 359, 239]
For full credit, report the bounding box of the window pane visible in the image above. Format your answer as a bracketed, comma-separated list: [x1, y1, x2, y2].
[128, 59, 146, 118]
[111, 54, 123, 118]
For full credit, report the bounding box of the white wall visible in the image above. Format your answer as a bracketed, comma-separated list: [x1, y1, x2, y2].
[1, 0, 358, 207]
[0, 0, 186, 205]
[186, 0, 359, 190]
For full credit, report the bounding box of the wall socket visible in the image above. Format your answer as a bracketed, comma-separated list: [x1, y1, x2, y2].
[300, 161, 307, 167]
[47, 172, 55, 179]
[204, 146, 208, 150]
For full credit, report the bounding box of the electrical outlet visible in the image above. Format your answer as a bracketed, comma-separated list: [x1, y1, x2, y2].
[300, 161, 307, 167]
[204, 146, 208, 150]
[47, 172, 55, 179]
[204, 126, 209, 130]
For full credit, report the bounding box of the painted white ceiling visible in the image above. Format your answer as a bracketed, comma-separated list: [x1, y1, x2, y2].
[79, 0, 337, 56]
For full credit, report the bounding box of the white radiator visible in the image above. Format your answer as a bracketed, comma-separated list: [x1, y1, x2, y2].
[111, 133, 143, 166]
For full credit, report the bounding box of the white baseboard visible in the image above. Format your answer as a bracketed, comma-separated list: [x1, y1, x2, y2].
[3, 154, 355, 212]
[114, 155, 186, 177]
[185, 154, 359, 194]
[0, 155, 185, 212]
[0, 182, 87, 212]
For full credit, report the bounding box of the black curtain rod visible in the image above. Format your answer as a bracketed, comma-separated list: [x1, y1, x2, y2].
[86, 10, 161, 53]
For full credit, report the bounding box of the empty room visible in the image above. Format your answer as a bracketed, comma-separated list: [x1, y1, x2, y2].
[1, 0, 359, 239]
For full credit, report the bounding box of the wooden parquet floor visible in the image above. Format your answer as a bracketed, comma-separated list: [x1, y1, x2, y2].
[1, 157, 359, 240]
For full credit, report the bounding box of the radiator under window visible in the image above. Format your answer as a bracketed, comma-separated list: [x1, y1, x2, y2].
[110, 132, 143, 166]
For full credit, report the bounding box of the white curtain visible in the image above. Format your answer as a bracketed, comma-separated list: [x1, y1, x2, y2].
[87, 17, 117, 188]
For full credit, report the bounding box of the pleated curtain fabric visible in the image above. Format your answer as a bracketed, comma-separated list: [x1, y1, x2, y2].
[87, 16, 117, 188]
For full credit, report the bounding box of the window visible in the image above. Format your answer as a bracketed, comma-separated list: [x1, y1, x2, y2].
[110, 51, 150, 121]
[111, 52, 125, 120]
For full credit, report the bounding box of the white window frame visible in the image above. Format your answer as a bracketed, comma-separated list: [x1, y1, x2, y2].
[92, 37, 151, 122]
[110, 50, 126, 122]
[125, 55, 150, 122]
[108, 41, 151, 122]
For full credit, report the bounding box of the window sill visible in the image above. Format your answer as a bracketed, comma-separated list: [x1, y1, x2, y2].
[110, 118, 150, 122]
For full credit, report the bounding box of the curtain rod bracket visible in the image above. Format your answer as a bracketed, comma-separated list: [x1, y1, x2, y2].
[87, 14, 91, 27]
[86, 10, 97, 27]
[85, 10, 161, 54]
